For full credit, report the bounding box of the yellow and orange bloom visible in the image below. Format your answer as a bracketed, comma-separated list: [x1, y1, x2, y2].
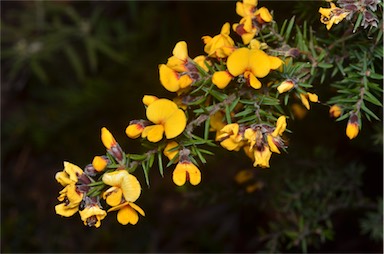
[329, 104, 342, 118]
[227, 47, 282, 89]
[102, 170, 141, 203]
[79, 202, 107, 228]
[142, 98, 187, 142]
[172, 160, 201, 186]
[233, 0, 273, 44]
[202, 22, 235, 58]
[55, 183, 83, 217]
[107, 201, 145, 225]
[216, 123, 245, 151]
[277, 80, 295, 94]
[319, 2, 350, 30]
[346, 113, 359, 139]
[55, 161, 84, 186]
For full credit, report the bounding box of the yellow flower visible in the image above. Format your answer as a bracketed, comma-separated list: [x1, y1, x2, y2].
[212, 70, 233, 89]
[329, 104, 342, 118]
[272, 115, 287, 137]
[216, 123, 244, 151]
[172, 160, 201, 186]
[166, 41, 189, 72]
[319, 2, 350, 30]
[163, 141, 179, 162]
[142, 99, 187, 142]
[233, 17, 258, 45]
[236, 0, 257, 18]
[55, 183, 83, 217]
[202, 22, 235, 58]
[79, 204, 107, 228]
[253, 144, 272, 168]
[159, 64, 193, 92]
[108, 201, 145, 225]
[142, 95, 158, 106]
[102, 170, 141, 203]
[126, 122, 145, 139]
[300, 92, 319, 110]
[346, 113, 359, 139]
[255, 7, 273, 23]
[92, 156, 108, 172]
[55, 161, 84, 186]
[227, 47, 282, 89]
[277, 80, 295, 94]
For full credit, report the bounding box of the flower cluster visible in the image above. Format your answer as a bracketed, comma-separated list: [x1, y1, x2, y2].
[55, 0, 381, 227]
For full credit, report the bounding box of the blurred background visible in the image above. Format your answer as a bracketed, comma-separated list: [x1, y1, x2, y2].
[1, 1, 382, 253]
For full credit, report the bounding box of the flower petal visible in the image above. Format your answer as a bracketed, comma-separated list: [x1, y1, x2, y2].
[227, 47, 250, 76]
[146, 99, 179, 124]
[121, 173, 141, 202]
[117, 206, 138, 225]
[159, 64, 180, 92]
[249, 49, 271, 78]
[164, 109, 187, 139]
[142, 125, 165, 143]
[212, 71, 233, 89]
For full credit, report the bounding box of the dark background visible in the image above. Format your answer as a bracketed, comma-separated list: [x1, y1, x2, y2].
[1, 1, 382, 253]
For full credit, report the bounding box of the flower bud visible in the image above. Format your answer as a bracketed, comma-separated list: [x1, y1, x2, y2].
[92, 156, 108, 172]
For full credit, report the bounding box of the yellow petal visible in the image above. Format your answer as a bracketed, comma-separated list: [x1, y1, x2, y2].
[346, 122, 359, 139]
[164, 109, 187, 139]
[117, 205, 139, 225]
[277, 80, 295, 94]
[142, 125, 165, 142]
[129, 202, 145, 216]
[308, 92, 318, 102]
[92, 156, 107, 172]
[272, 115, 287, 137]
[55, 203, 79, 217]
[101, 127, 116, 150]
[256, 7, 273, 22]
[164, 141, 179, 161]
[178, 74, 193, 89]
[172, 41, 188, 61]
[220, 22, 231, 35]
[126, 123, 144, 139]
[267, 135, 280, 154]
[159, 64, 180, 92]
[253, 146, 272, 168]
[269, 56, 283, 70]
[227, 47, 250, 76]
[329, 105, 342, 118]
[249, 49, 271, 78]
[55, 171, 73, 186]
[300, 94, 310, 110]
[246, 71, 262, 89]
[172, 162, 201, 186]
[102, 170, 128, 186]
[63, 161, 83, 183]
[146, 99, 179, 124]
[212, 71, 232, 89]
[121, 173, 141, 202]
[142, 95, 158, 106]
[105, 188, 123, 206]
